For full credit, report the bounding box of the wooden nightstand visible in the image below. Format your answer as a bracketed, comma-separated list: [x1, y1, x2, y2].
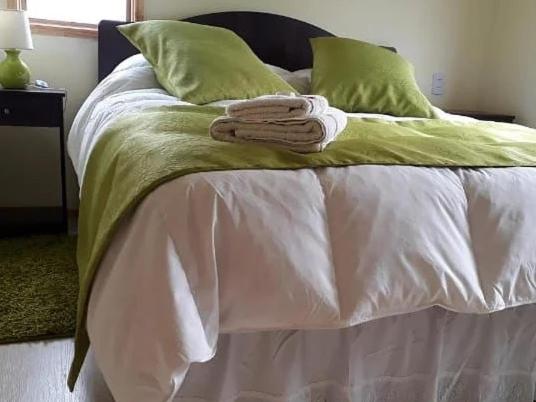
[0, 88, 68, 234]
[447, 110, 516, 123]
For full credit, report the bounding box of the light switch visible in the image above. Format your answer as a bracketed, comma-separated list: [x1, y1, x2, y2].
[432, 72, 445, 96]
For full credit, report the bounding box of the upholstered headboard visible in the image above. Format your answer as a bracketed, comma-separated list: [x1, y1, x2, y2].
[98, 12, 335, 81]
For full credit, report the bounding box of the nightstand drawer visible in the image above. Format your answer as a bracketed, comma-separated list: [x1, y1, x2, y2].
[0, 93, 63, 127]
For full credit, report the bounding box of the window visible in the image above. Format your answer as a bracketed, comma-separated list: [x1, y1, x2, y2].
[6, 0, 143, 38]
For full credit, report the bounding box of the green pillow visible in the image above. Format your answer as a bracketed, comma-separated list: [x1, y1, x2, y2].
[311, 37, 436, 118]
[118, 20, 295, 104]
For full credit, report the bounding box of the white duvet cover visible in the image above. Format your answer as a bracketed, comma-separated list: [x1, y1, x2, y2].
[68, 60, 536, 402]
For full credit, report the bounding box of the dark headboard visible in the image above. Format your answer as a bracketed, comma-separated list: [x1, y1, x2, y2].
[98, 12, 335, 81]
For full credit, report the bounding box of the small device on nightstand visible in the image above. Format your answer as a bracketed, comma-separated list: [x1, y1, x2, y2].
[0, 87, 68, 234]
[34, 80, 49, 89]
[446, 110, 516, 123]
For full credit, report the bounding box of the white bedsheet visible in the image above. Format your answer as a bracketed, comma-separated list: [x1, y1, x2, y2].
[68, 64, 536, 402]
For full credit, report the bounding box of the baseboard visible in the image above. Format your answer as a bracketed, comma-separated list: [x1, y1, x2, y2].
[0, 207, 66, 236]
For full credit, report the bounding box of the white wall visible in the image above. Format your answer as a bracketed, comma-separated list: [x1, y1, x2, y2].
[0, 0, 515, 208]
[481, 0, 536, 128]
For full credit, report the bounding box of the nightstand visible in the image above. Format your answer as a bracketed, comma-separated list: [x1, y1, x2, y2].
[447, 110, 516, 123]
[0, 88, 67, 234]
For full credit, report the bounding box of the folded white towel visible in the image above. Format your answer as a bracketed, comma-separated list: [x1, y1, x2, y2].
[226, 94, 329, 121]
[210, 107, 348, 153]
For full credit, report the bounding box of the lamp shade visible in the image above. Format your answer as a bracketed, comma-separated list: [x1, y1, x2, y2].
[0, 9, 33, 50]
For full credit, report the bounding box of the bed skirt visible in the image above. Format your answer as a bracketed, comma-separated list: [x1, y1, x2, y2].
[85, 305, 531, 402]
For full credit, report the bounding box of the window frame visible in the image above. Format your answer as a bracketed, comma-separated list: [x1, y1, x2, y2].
[6, 0, 143, 38]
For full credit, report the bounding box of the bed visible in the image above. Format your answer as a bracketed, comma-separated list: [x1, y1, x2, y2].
[68, 12, 536, 402]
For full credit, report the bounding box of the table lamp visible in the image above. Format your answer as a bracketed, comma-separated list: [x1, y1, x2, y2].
[0, 9, 34, 89]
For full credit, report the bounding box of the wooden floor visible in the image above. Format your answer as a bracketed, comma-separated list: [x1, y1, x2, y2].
[0, 339, 114, 402]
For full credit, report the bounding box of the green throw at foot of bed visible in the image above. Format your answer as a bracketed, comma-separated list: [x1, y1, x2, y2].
[0, 235, 78, 344]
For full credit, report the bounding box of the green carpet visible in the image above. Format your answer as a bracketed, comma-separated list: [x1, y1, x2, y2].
[0, 235, 78, 344]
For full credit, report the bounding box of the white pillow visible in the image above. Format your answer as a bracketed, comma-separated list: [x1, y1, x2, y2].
[265, 64, 311, 94]
[288, 68, 312, 94]
[113, 53, 152, 72]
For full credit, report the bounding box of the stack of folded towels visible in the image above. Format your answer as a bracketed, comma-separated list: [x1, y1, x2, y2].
[210, 94, 348, 153]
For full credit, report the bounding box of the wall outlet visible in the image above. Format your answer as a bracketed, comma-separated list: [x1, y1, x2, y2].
[432, 72, 445, 96]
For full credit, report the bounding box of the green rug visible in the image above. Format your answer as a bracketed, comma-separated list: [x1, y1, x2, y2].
[0, 235, 78, 344]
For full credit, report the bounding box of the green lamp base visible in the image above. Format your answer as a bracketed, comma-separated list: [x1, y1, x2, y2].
[0, 49, 31, 89]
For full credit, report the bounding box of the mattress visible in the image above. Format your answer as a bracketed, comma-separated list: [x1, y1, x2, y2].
[68, 58, 536, 402]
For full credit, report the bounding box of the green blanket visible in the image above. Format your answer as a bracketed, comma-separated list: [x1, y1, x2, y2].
[68, 105, 536, 389]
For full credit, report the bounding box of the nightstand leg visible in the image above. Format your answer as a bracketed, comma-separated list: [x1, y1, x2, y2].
[59, 121, 68, 233]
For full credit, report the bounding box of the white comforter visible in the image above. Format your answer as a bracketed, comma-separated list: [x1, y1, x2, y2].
[68, 59, 536, 402]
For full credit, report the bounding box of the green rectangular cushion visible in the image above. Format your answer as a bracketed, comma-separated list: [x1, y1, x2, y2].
[118, 20, 295, 104]
[311, 37, 436, 118]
